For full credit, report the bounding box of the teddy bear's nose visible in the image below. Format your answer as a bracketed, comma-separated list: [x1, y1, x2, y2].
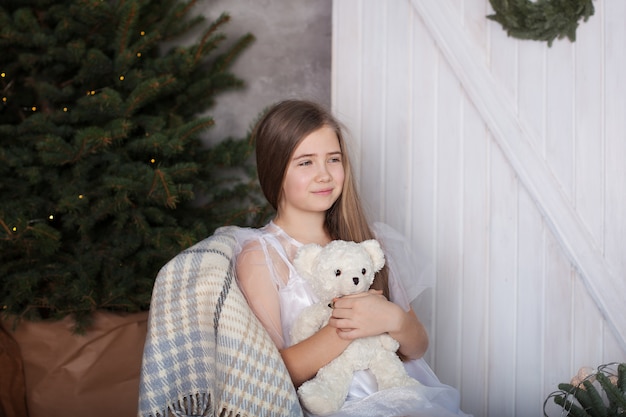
[352, 277, 359, 285]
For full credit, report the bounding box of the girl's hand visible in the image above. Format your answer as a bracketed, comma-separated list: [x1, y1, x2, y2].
[328, 289, 403, 340]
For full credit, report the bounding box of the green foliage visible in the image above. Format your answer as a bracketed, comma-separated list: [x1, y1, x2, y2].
[487, 0, 595, 46]
[0, 0, 271, 330]
[545, 363, 626, 417]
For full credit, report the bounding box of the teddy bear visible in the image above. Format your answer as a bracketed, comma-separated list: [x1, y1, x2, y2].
[290, 239, 420, 416]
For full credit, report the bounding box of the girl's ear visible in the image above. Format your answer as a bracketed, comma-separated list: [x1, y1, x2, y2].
[293, 243, 324, 277]
[361, 239, 385, 272]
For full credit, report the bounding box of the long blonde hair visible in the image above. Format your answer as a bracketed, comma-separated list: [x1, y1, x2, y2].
[252, 99, 389, 297]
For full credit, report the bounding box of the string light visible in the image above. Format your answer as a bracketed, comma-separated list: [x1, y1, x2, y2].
[12, 226, 17, 232]
[48, 214, 54, 221]
[2, 97, 6, 103]
[63, 107, 68, 112]
[150, 158, 156, 164]
[140, 31, 145, 36]
[1, 72, 5, 78]
[137, 52, 142, 57]
[31, 106, 37, 112]
[78, 194, 84, 199]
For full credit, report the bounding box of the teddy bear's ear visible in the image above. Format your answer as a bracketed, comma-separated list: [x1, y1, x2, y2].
[294, 243, 324, 277]
[361, 239, 385, 272]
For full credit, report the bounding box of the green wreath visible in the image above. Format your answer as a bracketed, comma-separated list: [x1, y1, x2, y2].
[487, 0, 595, 46]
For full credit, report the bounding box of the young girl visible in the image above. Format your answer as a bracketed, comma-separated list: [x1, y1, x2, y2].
[234, 99, 471, 417]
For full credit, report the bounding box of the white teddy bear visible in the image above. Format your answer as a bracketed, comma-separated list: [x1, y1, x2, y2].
[291, 239, 420, 416]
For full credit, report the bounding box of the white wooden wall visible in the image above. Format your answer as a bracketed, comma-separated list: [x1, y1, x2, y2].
[332, 1, 626, 416]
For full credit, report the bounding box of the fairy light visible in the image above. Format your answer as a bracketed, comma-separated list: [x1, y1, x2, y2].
[150, 158, 156, 164]
[2, 97, 6, 103]
[119, 75, 125, 81]
[48, 214, 54, 221]
[31, 106, 37, 112]
[12, 226, 17, 232]
[78, 194, 84, 199]
[140, 31, 145, 36]
[63, 107, 68, 112]
[1, 72, 5, 78]
[136, 52, 142, 57]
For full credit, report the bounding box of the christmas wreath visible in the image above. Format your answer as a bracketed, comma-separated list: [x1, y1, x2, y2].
[487, 0, 595, 46]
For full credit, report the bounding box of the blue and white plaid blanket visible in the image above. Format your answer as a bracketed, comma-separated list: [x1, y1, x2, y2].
[137, 226, 302, 417]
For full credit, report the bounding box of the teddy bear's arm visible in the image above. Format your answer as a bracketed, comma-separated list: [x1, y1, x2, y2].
[290, 303, 332, 344]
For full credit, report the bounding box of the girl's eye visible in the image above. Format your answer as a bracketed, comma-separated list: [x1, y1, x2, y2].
[298, 160, 312, 166]
[335, 269, 341, 277]
[329, 157, 342, 163]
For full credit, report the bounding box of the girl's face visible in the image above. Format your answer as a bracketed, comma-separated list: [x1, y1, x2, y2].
[278, 126, 345, 216]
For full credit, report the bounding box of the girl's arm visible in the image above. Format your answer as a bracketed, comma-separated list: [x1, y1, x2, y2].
[236, 241, 351, 387]
[328, 290, 429, 360]
[279, 324, 351, 386]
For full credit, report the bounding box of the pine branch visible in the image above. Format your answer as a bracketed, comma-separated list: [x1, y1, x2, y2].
[115, 0, 139, 56]
[193, 12, 230, 65]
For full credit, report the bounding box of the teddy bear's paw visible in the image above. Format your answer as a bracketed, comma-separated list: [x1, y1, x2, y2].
[378, 333, 400, 352]
[399, 374, 422, 388]
[298, 380, 346, 415]
[369, 352, 422, 391]
[376, 372, 421, 391]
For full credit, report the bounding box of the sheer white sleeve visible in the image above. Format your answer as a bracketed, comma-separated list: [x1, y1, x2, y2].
[235, 237, 289, 349]
[372, 222, 434, 309]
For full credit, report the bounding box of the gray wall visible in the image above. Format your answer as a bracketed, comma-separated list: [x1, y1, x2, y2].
[196, 0, 333, 144]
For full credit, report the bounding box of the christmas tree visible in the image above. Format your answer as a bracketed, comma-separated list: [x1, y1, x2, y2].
[0, 0, 270, 329]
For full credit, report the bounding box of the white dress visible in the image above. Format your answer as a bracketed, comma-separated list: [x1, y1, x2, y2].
[233, 221, 472, 417]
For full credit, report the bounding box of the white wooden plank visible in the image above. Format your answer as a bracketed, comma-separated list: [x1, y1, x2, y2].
[515, 188, 545, 417]
[409, 4, 439, 367]
[572, 276, 604, 368]
[517, 41, 546, 155]
[603, 326, 626, 362]
[410, 0, 626, 352]
[360, 1, 387, 219]
[485, 6, 519, 414]
[383, 0, 412, 231]
[460, 98, 490, 416]
[487, 143, 518, 417]
[542, 235, 574, 413]
[463, 0, 489, 46]
[433, 58, 464, 388]
[545, 42, 575, 201]
[603, 0, 626, 279]
[573, 1, 605, 245]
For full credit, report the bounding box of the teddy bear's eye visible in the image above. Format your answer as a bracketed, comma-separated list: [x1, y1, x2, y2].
[335, 269, 341, 277]
[362, 268, 367, 275]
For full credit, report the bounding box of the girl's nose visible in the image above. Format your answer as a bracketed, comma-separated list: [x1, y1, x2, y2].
[316, 165, 331, 182]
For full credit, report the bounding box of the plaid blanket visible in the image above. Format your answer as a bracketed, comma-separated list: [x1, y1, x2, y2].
[137, 226, 302, 417]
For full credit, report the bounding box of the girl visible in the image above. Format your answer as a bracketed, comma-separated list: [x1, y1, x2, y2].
[235, 99, 471, 417]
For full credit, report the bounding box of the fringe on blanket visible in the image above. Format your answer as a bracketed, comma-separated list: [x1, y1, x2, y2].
[149, 393, 212, 417]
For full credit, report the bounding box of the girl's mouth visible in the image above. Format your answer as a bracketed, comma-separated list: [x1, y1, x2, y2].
[313, 188, 333, 195]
